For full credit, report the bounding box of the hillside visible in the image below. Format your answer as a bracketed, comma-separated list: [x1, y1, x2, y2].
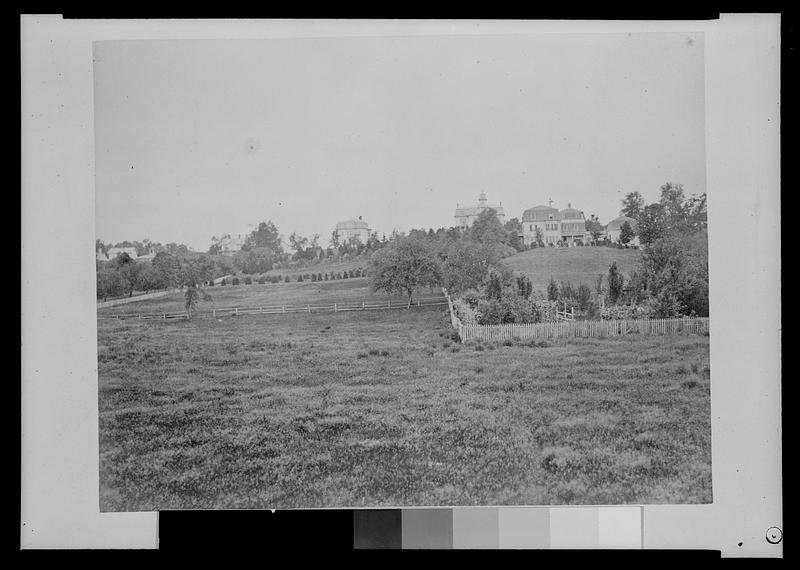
[502, 246, 642, 293]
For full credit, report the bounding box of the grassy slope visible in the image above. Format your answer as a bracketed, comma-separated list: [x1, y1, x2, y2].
[98, 306, 711, 510]
[98, 279, 443, 316]
[502, 246, 641, 292]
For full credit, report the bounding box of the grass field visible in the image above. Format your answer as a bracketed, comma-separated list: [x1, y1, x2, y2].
[98, 278, 442, 316]
[98, 301, 711, 510]
[502, 246, 641, 292]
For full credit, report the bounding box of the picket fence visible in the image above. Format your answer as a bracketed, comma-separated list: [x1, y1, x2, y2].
[441, 288, 708, 342]
[98, 297, 448, 321]
[457, 317, 709, 342]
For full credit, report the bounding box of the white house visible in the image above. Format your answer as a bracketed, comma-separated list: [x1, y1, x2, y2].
[335, 216, 371, 244]
[521, 202, 588, 246]
[106, 246, 139, 260]
[454, 193, 505, 228]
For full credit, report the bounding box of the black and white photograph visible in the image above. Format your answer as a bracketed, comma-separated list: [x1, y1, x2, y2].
[93, 32, 712, 511]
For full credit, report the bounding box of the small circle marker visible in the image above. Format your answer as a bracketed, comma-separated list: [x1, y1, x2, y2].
[766, 527, 782, 544]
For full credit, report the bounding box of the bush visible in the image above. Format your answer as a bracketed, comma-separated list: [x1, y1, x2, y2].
[244, 276, 252, 285]
[284, 275, 290, 283]
[297, 274, 303, 282]
[452, 298, 478, 325]
[220, 278, 227, 286]
[232, 277, 240, 285]
[317, 273, 323, 281]
[324, 273, 329, 281]
[258, 276, 267, 284]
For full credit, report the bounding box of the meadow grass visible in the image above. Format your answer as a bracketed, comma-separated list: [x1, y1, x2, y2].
[98, 278, 441, 316]
[502, 246, 641, 292]
[98, 305, 711, 510]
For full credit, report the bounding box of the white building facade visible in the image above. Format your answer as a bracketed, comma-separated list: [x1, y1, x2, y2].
[335, 217, 371, 244]
[521, 202, 589, 246]
[454, 193, 505, 228]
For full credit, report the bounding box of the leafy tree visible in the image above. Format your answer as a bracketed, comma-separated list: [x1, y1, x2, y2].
[620, 191, 645, 220]
[534, 226, 545, 248]
[585, 215, 604, 243]
[516, 274, 533, 299]
[244, 221, 283, 253]
[576, 284, 592, 311]
[619, 221, 635, 245]
[607, 261, 624, 304]
[638, 203, 666, 247]
[441, 241, 496, 296]
[547, 277, 559, 301]
[185, 285, 200, 319]
[503, 218, 525, 252]
[466, 208, 507, 247]
[96, 267, 122, 301]
[368, 235, 442, 305]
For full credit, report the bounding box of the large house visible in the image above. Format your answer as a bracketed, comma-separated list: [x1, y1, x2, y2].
[335, 216, 371, 244]
[605, 216, 639, 245]
[521, 202, 589, 246]
[217, 235, 245, 255]
[454, 193, 505, 229]
[103, 246, 139, 260]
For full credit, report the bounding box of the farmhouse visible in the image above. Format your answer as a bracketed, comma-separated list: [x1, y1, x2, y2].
[605, 216, 639, 245]
[217, 235, 245, 255]
[335, 216, 371, 244]
[105, 246, 139, 260]
[454, 193, 505, 228]
[521, 202, 589, 246]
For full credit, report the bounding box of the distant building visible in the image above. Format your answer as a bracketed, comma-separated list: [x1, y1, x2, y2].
[106, 247, 139, 260]
[521, 201, 589, 247]
[217, 235, 245, 255]
[605, 216, 639, 245]
[454, 193, 505, 229]
[335, 216, 370, 244]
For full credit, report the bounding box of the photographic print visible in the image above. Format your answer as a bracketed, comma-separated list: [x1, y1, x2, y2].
[94, 32, 711, 511]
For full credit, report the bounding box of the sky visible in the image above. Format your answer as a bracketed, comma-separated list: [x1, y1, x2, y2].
[93, 33, 706, 251]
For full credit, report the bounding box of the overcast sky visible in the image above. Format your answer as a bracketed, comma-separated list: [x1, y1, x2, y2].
[94, 33, 706, 251]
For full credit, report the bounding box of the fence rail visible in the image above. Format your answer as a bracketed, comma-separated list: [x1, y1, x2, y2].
[98, 297, 447, 321]
[458, 317, 709, 342]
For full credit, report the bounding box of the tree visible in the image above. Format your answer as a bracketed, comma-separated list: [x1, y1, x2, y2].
[441, 241, 497, 296]
[244, 221, 283, 253]
[547, 277, 559, 301]
[503, 218, 525, 252]
[620, 191, 645, 220]
[619, 221, 635, 245]
[585, 215, 604, 243]
[368, 235, 442, 306]
[516, 274, 533, 299]
[96, 267, 122, 301]
[466, 208, 507, 246]
[607, 261, 624, 304]
[638, 203, 666, 247]
[185, 285, 200, 319]
[534, 226, 545, 248]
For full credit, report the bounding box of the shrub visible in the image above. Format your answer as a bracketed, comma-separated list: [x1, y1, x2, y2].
[244, 276, 252, 285]
[232, 277, 240, 286]
[311, 273, 317, 282]
[452, 298, 478, 325]
[258, 276, 267, 284]
[317, 273, 323, 281]
[324, 273, 329, 280]
[284, 276, 290, 283]
[220, 278, 227, 286]
[297, 274, 303, 282]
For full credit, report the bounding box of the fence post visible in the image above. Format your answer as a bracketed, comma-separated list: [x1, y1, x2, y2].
[334, 303, 337, 312]
[308, 304, 311, 313]
[388, 300, 391, 309]
[362, 301, 365, 311]
[162, 313, 166, 320]
[282, 305, 286, 314]
[213, 309, 216, 318]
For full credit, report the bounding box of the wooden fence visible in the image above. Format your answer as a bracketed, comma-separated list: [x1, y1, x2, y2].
[96, 289, 177, 309]
[98, 296, 448, 321]
[458, 317, 709, 342]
